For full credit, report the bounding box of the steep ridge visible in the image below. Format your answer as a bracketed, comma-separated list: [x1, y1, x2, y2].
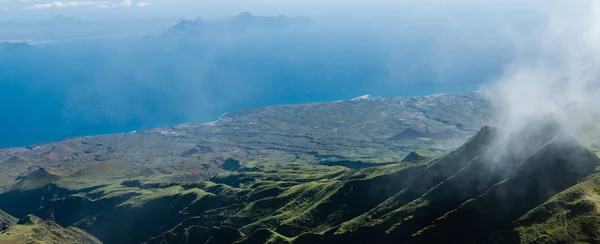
[408, 134, 600, 243]
[1, 120, 599, 243]
[335, 126, 500, 237]
[286, 121, 598, 244]
[144, 126, 506, 244]
[333, 120, 563, 243]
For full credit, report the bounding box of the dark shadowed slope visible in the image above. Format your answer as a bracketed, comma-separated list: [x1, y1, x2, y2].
[408, 134, 599, 243]
[1, 122, 595, 244]
[2, 93, 597, 243]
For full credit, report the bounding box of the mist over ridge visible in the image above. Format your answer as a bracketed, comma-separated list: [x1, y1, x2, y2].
[486, 0, 600, 157]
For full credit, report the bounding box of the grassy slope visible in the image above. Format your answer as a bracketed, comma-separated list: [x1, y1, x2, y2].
[2, 125, 599, 244]
[2, 93, 600, 244]
[499, 168, 600, 244]
[0, 131, 597, 244]
[0, 215, 101, 244]
[0, 155, 428, 244]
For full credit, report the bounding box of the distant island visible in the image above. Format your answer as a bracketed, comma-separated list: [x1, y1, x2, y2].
[0, 42, 34, 50]
[163, 12, 313, 36]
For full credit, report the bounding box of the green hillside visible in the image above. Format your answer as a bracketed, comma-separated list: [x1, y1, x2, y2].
[0, 215, 100, 244]
[0, 93, 598, 243]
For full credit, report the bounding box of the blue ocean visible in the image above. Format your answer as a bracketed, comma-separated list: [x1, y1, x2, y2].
[0, 32, 509, 148]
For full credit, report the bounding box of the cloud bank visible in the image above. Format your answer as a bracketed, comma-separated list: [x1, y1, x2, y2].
[488, 0, 600, 151]
[24, 0, 150, 10]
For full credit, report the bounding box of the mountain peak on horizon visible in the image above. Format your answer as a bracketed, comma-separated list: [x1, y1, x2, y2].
[162, 12, 313, 37]
[235, 12, 255, 19]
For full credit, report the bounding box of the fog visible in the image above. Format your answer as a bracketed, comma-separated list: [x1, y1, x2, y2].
[488, 0, 600, 153]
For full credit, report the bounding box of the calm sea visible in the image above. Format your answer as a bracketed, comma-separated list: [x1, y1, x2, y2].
[0, 36, 507, 148]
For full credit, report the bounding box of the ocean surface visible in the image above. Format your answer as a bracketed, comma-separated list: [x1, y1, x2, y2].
[0, 34, 509, 148]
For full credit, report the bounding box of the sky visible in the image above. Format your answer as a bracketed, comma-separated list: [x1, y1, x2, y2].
[0, 0, 436, 22]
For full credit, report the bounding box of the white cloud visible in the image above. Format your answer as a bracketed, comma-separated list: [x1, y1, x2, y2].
[114, 0, 131, 7]
[110, 0, 150, 7]
[25, 1, 106, 9]
[24, 0, 150, 10]
[487, 1, 600, 154]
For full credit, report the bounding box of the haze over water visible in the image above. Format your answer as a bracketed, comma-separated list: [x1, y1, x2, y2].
[0, 0, 539, 148]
